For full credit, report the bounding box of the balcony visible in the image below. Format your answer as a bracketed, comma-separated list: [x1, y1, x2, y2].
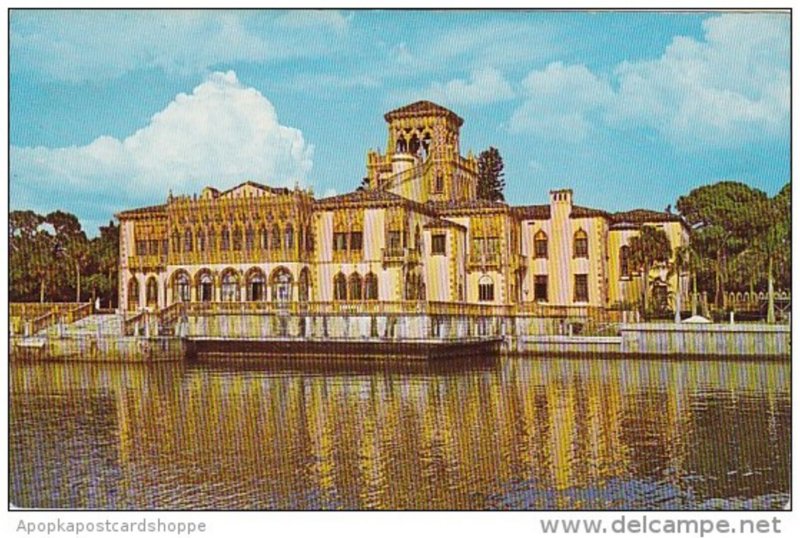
[127, 254, 166, 270]
[467, 252, 502, 269]
[382, 247, 420, 266]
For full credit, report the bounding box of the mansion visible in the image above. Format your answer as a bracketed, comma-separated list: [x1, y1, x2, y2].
[118, 101, 688, 318]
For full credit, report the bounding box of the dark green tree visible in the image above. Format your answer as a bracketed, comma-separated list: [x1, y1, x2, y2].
[46, 210, 90, 302]
[628, 225, 673, 315]
[476, 146, 505, 201]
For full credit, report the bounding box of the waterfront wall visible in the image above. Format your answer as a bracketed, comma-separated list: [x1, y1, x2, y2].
[10, 336, 184, 362]
[619, 323, 790, 358]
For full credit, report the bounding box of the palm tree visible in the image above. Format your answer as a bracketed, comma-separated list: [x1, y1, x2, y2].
[628, 225, 673, 317]
[671, 243, 705, 318]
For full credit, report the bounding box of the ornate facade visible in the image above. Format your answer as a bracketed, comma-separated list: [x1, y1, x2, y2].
[117, 101, 689, 316]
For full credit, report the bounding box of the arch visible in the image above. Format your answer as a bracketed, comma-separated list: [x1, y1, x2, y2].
[245, 267, 266, 301]
[573, 228, 588, 258]
[183, 227, 193, 252]
[195, 268, 214, 302]
[349, 272, 363, 301]
[270, 266, 293, 302]
[284, 223, 294, 250]
[171, 270, 191, 303]
[334, 272, 347, 301]
[127, 277, 140, 311]
[196, 228, 206, 252]
[534, 230, 548, 259]
[409, 134, 420, 155]
[478, 275, 495, 302]
[305, 225, 313, 252]
[298, 267, 310, 302]
[245, 226, 255, 252]
[364, 272, 378, 300]
[396, 137, 408, 154]
[145, 276, 158, 307]
[220, 269, 240, 302]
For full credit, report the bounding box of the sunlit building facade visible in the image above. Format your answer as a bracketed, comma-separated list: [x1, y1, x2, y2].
[117, 101, 688, 317]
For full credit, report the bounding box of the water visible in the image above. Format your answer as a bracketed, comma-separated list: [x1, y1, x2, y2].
[9, 356, 790, 510]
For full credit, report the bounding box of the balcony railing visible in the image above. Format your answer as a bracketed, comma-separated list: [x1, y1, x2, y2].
[467, 252, 502, 268]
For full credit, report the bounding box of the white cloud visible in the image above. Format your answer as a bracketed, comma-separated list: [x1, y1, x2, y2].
[509, 62, 613, 142]
[11, 10, 351, 82]
[393, 68, 514, 108]
[607, 13, 789, 148]
[11, 71, 314, 231]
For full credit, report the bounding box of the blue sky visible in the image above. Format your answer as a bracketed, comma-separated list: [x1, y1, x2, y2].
[10, 9, 790, 235]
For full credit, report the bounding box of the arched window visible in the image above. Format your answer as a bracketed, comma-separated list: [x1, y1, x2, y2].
[573, 229, 588, 258]
[207, 227, 216, 252]
[197, 271, 214, 302]
[298, 267, 310, 302]
[334, 272, 347, 301]
[478, 275, 495, 302]
[232, 226, 242, 251]
[171, 230, 181, 253]
[270, 267, 293, 302]
[197, 229, 206, 252]
[534, 230, 548, 259]
[434, 174, 444, 193]
[128, 277, 140, 311]
[415, 224, 421, 253]
[221, 271, 239, 302]
[364, 272, 378, 300]
[620, 245, 631, 278]
[396, 137, 407, 154]
[405, 273, 417, 300]
[221, 227, 230, 251]
[260, 225, 269, 250]
[271, 224, 281, 249]
[284, 224, 294, 250]
[349, 272, 363, 301]
[305, 225, 313, 252]
[173, 272, 190, 303]
[246, 269, 266, 301]
[146, 277, 158, 307]
[184, 228, 193, 252]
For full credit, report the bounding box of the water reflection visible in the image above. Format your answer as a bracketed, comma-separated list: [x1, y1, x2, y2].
[10, 357, 790, 510]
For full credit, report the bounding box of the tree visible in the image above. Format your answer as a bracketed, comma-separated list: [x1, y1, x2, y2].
[628, 225, 673, 315]
[47, 211, 90, 302]
[676, 182, 768, 308]
[476, 146, 505, 201]
[671, 243, 706, 318]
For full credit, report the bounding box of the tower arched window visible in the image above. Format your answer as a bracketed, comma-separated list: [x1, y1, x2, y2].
[284, 224, 294, 250]
[260, 225, 269, 250]
[271, 224, 281, 249]
[171, 230, 180, 253]
[573, 229, 588, 258]
[184, 228, 193, 252]
[197, 229, 206, 252]
[207, 227, 216, 252]
[221, 227, 230, 251]
[232, 226, 242, 251]
[245, 226, 255, 251]
[534, 230, 548, 259]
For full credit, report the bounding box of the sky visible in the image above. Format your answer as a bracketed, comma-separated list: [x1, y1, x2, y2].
[9, 9, 790, 236]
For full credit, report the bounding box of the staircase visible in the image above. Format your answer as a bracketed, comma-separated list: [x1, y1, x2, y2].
[40, 314, 124, 337]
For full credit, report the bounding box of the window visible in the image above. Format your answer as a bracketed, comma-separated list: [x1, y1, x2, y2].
[271, 224, 281, 249]
[207, 228, 216, 252]
[232, 227, 242, 251]
[162, 239, 169, 256]
[184, 228, 193, 252]
[349, 273, 363, 300]
[574, 274, 589, 302]
[350, 231, 363, 251]
[574, 229, 588, 258]
[620, 245, 630, 278]
[245, 227, 255, 251]
[388, 230, 402, 251]
[334, 272, 347, 300]
[221, 272, 238, 302]
[478, 276, 495, 302]
[333, 232, 348, 251]
[486, 237, 500, 257]
[148, 240, 159, 255]
[365, 273, 378, 300]
[534, 275, 548, 302]
[534, 231, 548, 259]
[298, 268, 310, 302]
[197, 231, 205, 253]
[284, 224, 294, 250]
[434, 174, 444, 193]
[247, 271, 265, 301]
[431, 234, 446, 255]
[174, 273, 190, 303]
[171, 231, 180, 253]
[135, 240, 146, 256]
[146, 278, 158, 306]
[198, 273, 213, 302]
[472, 237, 484, 257]
[221, 227, 230, 251]
[260, 226, 269, 250]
